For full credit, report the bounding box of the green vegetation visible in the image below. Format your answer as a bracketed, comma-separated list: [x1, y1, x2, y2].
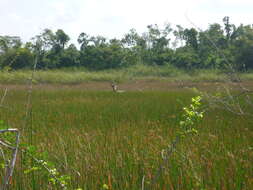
[1, 17, 253, 72]
[1, 65, 253, 85]
[0, 16, 252, 190]
[0, 88, 252, 189]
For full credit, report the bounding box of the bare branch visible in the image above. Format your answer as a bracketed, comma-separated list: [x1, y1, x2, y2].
[0, 88, 8, 106]
[141, 175, 145, 190]
[0, 129, 20, 190]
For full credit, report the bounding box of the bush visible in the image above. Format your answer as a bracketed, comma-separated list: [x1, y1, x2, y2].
[0, 48, 34, 69]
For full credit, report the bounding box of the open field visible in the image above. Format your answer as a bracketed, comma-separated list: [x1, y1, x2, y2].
[0, 84, 252, 189]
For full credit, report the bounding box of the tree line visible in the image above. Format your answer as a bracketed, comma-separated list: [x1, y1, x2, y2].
[0, 17, 253, 71]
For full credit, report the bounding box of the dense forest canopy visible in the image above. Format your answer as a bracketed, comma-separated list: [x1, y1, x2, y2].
[0, 17, 253, 71]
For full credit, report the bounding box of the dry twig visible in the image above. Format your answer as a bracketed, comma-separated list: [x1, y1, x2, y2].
[0, 129, 20, 190]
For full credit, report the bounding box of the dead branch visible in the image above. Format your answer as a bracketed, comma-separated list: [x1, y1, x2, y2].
[0, 129, 20, 190]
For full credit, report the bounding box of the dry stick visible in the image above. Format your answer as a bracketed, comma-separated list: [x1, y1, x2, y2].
[145, 136, 180, 190]
[0, 129, 20, 190]
[0, 147, 6, 166]
[0, 88, 9, 110]
[0, 89, 14, 190]
[0, 88, 8, 106]
[24, 51, 38, 127]
[0, 89, 12, 111]
[0, 140, 15, 150]
[141, 175, 145, 190]
[51, 151, 81, 177]
[18, 46, 39, 190]
[0, 147, 8, 185]
[203, 86, 253, 116]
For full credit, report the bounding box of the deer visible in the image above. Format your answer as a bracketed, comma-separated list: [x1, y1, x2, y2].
[111, 83, 125, 93]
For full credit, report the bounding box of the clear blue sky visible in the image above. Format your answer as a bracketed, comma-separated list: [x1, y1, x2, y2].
[1, 0, 252, 44]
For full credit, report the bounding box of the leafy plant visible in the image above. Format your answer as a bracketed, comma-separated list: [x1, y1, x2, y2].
[146, 96, 204, 189]
[0, 120, 81, 190]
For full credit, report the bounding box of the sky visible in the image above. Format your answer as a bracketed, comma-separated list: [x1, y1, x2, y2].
[0, 0, 253, 45]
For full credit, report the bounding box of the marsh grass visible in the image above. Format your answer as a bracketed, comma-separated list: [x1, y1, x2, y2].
[0, 89, 252, 189]
[1, 65, 253, 84]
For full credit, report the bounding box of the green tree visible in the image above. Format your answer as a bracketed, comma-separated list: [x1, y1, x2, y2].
[1, 47, 33, 69]
[31, 29, 71, 69]
[55, 29, 70, 49]
[173, 25, 185, 47]
[173, 46, 200, 69]
[0, 36, 22, 53]
[77, 33, 90, 50]
[198, 23, 227, 68]
[223, 16, 232, 41]
[144, 24, 173, 65]
[231, 25, 253, 70]
[183, 28, 198, 50]
[59, 44, 80, 67]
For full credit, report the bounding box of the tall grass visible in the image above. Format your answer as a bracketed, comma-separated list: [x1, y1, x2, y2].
[0, 88, 252, 189]
[1, 65, 252, 84]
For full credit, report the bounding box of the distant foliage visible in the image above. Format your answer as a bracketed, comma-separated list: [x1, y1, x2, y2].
[1, 17, 253, 71]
